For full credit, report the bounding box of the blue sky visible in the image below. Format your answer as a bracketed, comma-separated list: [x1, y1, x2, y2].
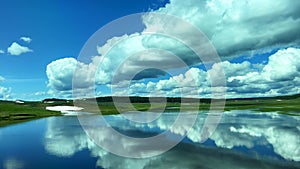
[1, 0, 300, 100]
[0, 0, 169, 100]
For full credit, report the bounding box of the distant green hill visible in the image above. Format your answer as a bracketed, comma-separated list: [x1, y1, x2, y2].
[81, 93, 300, 103]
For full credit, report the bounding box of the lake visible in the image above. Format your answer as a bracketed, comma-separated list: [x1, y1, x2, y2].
[0, 110, 299, 169]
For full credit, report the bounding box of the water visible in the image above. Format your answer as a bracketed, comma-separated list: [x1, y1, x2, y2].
[0, 110, 299, 169]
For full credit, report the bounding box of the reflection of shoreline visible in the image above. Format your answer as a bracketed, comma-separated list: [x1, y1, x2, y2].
[44, 110, 300, 169]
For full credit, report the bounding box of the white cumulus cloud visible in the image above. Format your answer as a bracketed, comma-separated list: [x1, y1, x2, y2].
[20, 36, 32, 43]
[70, 0, 300, 89]
[0, 76, 11, 100]
[46, 0, 300, 98]
[46, 58, 98, 98]
[151, 0, 300, 58]
[0, 49, 4, 54]
[125, 48, 300, 98]
[0, 76, 4, 82]
[0, 86, 11, 100]
[7, 42, 33, 56]
[46, 48, 300, 98]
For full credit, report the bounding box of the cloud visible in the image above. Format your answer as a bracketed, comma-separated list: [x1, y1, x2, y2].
[46, 58, 78, 98]
[85, 0, 300, 83]
[93, 0, 300, 83]
[46, 0, 300, 98]
[123, 47, 300, 98]
[0, 49, 4, 54]
[226, 47, 300, 96]
[0, 76, 4, 82]
[20, 37, 32, 43]
[262, 48, 300, 81]
[46, 47, 300, 98]
[0, 76, 11, 100]
[150, 0, 300, 58]
[7, 42, 33, 55]
[46, 58, 97, 98]
[34, 91, 46, 96]
[46, 58, 77, 91]
[0, 86, 11, 99]
[98, 0, 300, 83]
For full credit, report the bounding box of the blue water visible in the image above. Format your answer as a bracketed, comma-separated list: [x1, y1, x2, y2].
[0, 110, 299, 169]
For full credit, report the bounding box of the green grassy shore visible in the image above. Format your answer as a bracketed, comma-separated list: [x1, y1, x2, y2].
[1, 94, 299, 127]
[0, 100, 70, 127]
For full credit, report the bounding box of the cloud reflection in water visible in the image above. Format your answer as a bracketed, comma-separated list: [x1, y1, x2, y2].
[44, 110, 300, 169]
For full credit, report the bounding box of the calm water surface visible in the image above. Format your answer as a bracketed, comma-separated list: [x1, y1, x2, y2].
[0, 110, 299, 169]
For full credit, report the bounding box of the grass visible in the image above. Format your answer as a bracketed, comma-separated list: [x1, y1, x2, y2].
[224, 99, 300, 115]
[0, 100, 71, 127]
[95, 98, 300, 115]
[1, 95, 300, 127]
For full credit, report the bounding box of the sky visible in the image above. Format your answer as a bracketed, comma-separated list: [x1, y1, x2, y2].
[0, 0, 300, 100]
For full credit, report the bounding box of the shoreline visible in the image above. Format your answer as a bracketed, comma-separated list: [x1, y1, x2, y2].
[1, 96, 300, 127]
